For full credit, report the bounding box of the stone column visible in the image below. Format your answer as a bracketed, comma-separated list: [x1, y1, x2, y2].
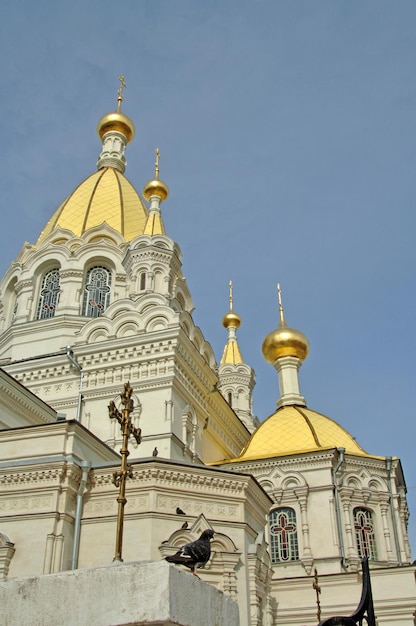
[295, 487, 313, 574]
[379, 496, 394, 562]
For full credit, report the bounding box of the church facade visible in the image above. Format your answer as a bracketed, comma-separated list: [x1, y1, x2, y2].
[0, 87, 414, 625]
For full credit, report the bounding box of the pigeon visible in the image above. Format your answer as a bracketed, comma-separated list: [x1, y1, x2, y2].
[152, 447, 158, 457]
[165, 529, 214, 577]
[176, 507, 186, 515]
[181, 521, 189, 529]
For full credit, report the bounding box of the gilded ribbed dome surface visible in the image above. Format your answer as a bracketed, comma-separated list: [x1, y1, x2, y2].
[36, 167, 148, 244]
[234, 405, 372, 461]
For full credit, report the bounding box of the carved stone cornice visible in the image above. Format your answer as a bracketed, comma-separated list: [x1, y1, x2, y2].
[227, 451, 336, 474]
[92, 465, 249, 496]
[59, 269, 84, 280]
[125, 249, 173, 265]
[0, 466, 66, 488]
[14, 279, 33, 294]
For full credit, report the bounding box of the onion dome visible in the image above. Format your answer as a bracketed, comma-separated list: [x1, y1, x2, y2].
[222, 310, 241, 329]
[143, 148, 169, 202]
[143, 148, 169, 236]
[96, 76, 136, 174]
[262, 284, 309, 363]
[143, 178, 169, 202]
[220, 281, 243, 365]
[262, 325, 309, 363]
[97, 110, 135, 144]
[97, 76, 135, 143]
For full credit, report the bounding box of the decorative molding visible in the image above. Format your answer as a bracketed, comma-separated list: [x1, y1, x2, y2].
[156, 494, 239, 519]
[0, 467, 65, 487]
[0, 495, 54, 513]
[59, 269, 84, 279]
[82, 496, 148, 516]
[0, 371, 56, 424]
[0, 533, 15, 579]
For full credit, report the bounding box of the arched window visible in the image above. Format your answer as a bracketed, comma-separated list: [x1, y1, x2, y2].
[354, 507, 377, 560]
[36, 268, 61, 319]
[269, 507, 299, 563]
[227, 392, 233, 407]
[139, 272, 146, 291]
[82, 266, 111, 317]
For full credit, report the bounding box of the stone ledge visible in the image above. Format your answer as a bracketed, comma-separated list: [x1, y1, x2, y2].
[0, 560, 239, 626]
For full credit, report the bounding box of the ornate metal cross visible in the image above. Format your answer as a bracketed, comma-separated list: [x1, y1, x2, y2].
[108, 382, 142, 562]
[117, 75, 126, 111]
[155, 147, 160, 178]
[313, 567, 322, 622]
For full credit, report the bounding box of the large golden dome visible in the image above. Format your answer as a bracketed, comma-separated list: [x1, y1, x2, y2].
[225, 405, 374, 461]
[36, 167, 148, 245]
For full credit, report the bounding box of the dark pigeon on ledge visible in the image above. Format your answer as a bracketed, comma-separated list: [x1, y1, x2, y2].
[165, 529, 214, 577]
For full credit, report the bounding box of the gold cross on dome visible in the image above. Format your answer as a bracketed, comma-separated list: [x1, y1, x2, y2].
[117, 75, 126, 111]
[229, 280, 234, 311]
[155, 147, 160, 178]
[277, 282, 285, 326]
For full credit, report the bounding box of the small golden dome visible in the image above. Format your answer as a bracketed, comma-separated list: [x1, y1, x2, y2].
[262, 324, 309, 363]
[143, 178, 169, 202]
[97, 111, 135, 143]
[222, 311, 242, 329]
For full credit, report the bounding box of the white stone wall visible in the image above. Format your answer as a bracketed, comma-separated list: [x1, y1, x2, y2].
[0, 561, 240, 626]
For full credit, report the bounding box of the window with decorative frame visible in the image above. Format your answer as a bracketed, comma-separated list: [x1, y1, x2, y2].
[82, 265, 112, 317]
[354, 507, 377, 560]
[269, 507, 299, 563]
[36, 268, 61, 319]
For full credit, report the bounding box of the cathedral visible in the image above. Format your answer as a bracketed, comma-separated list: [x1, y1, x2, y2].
[0, 84, 414, 625]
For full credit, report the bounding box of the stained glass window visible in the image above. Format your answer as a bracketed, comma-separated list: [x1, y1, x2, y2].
[82, 266, 111, 317]
[354, 507, 377, 560]
[269, 507, 299, 563]
[36, 268, 61, 319]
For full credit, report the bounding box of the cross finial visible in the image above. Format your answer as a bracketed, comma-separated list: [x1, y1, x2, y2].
[154, 147, 160, 179]
[313, 567, 322, 622]
[277, 283, 285, 326]
[117, 75, 126, 112]
[229, 280, 233, 311]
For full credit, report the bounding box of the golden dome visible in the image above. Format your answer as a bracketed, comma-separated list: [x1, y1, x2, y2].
[229, 405, 375, 461]
[262, 324, 309, 363]
[97, 111, 135, 143]
[143, 178, 169, 202]
[222, 311, 242, 329]
[36, 167, 148, 244]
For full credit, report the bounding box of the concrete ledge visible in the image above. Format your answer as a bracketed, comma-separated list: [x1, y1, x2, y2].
[0, 560, 239, 626]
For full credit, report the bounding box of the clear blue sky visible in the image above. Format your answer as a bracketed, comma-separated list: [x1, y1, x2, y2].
[0, 1, 415, 552]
